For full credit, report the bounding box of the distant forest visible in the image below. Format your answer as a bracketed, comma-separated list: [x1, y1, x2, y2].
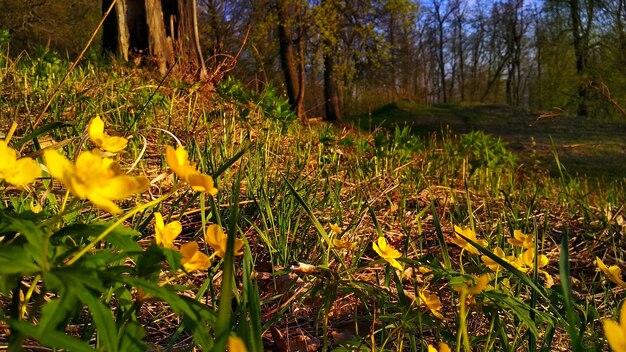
[2, 0, 626, 120]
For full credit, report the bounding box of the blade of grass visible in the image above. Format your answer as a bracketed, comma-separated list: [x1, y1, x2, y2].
[559, 231, 583, 351]
[431, 203, 451, 270]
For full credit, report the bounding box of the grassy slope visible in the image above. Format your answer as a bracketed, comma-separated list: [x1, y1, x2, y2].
[348, 99, 626, 180]
[1, 55, 626, 351]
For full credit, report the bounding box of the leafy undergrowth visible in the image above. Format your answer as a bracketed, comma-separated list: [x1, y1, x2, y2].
[1, 47, 626, 352]
[348, 99, 626, 180]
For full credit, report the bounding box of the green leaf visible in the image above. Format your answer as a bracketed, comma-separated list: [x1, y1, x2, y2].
[559, 232, 583, 351]
[13, 121, 73, 149]
[118, 321, 147, 352]
[430, 203, 451, 270]
[483, 291, 540, 337]
[80, 292, 119, 352]
[39, 295, 79, 335]
[0, 246, 40, 275]
[8, 319, 95, 352]
[54, 222, 141, 252]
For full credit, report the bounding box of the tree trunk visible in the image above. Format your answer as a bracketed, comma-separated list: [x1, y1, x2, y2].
[276, 0, 306, 119]
[103, 0, 207, 79]
[569, 0, 590, 116]
[323, 51, 341, 121]
[321, 0, 341, 121]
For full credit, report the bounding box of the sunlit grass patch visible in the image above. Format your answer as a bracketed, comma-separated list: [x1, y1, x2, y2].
[0, 49, 625, 352]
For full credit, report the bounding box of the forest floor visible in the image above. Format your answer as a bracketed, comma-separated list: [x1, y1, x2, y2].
[348, 100, 626, 180]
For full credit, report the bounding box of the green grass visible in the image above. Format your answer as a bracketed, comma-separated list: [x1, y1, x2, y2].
[1, 46, 626, 352]
[348, 99, 626, 180]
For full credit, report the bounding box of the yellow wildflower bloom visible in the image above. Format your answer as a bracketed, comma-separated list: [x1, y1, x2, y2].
[205, 224, 244, 258]
[165, 145, 218, 195]
[154, 212, 182, 250]
[453, 274, 490, 295]
[330, 223, 342, 234]
[372, 237, 403, 270]
[507, 230, 535, 249]
[604, 305, 626, 352]
[451, 226, 488, 255]
[596, 257, 626, 288]
[518, 249, 553, 288]
[428, 342, 451, 352]
[180, 242, 210, 272]
[29, 201, 42, 214]
[418, 289, 444, 319]
[228, 336, 248, 352]
[88, 116, 128, 153]
[481, 247, 517, 272]
[0, 140, 41, 187]
[332, 237, 357, 250]
[44, 149, 149, 214]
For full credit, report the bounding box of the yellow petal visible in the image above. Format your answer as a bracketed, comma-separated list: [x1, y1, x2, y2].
[228, 336, 248, 352]
[186, 173, 218, 195]
[5, 157, 40, 186]
[180, 242, 210, 272]
[100, 135, 128, 153]
[603, 318, 626, 352]
[88, 116, 105, 141]
[155, 212, 165, 230]
[98, 175, 150, 199]
[43, 149, 74, 183]
[467, 274, 489, 295]
[330, 223, 342, 234]
[205, 224, 226, 256]
[428, 346, 438, 352]
[439, 342, 451, 352]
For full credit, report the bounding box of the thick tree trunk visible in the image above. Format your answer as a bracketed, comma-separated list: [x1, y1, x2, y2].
[276, 0, 306, 119]
[569, 0, 590, 117]
[323, 52, 341, 121]
[103, 0, 207, 79]
[102, 0, 129, 60]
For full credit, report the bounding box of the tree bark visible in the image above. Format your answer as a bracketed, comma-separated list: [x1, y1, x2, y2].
[276, 0, 305, 118]
[323, 50, 341, 121]
[569, 0, 590, 116]
[103, 0, 207, 79]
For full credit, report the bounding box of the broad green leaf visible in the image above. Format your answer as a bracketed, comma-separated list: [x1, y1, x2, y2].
[39, 295, 79, 335]
[80, 292, 119, 352]
[54, 222, 141, 252]
[0, 246, 40, 275]
[8, 319, 95, 352]
[118, 321, 147, 352]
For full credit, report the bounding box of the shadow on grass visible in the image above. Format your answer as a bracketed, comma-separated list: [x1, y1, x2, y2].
[347, 100, 626, 180]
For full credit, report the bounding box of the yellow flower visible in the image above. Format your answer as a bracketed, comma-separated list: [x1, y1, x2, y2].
[205, 224, 244, 258]
[372, 237, 403, 270]
[330, 223, 342, 234]
[428, 342, 451, 352]
[165, 145, 218, 195]
[596, 257, 626, 288]
[0, 140, 41, 187]
[453, 274, 490, 296]
[507, 230, 534, 249]
[418, 289, 444, 319]
[519, 249, 549, 270]
[451, 226, 488, 255]
[604, 305, 626, 352]
[228, 336, 249, 352]
[154, 212, 181, 250]
[29, 201, 42, 214]
[332, 237, 357, 250]
[518, 249, 553, 288]
[43, 149, 149, 214]
[88, 116, 128, 153]
[180, 242, 210, 272]
[481, 247, 516, 272]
